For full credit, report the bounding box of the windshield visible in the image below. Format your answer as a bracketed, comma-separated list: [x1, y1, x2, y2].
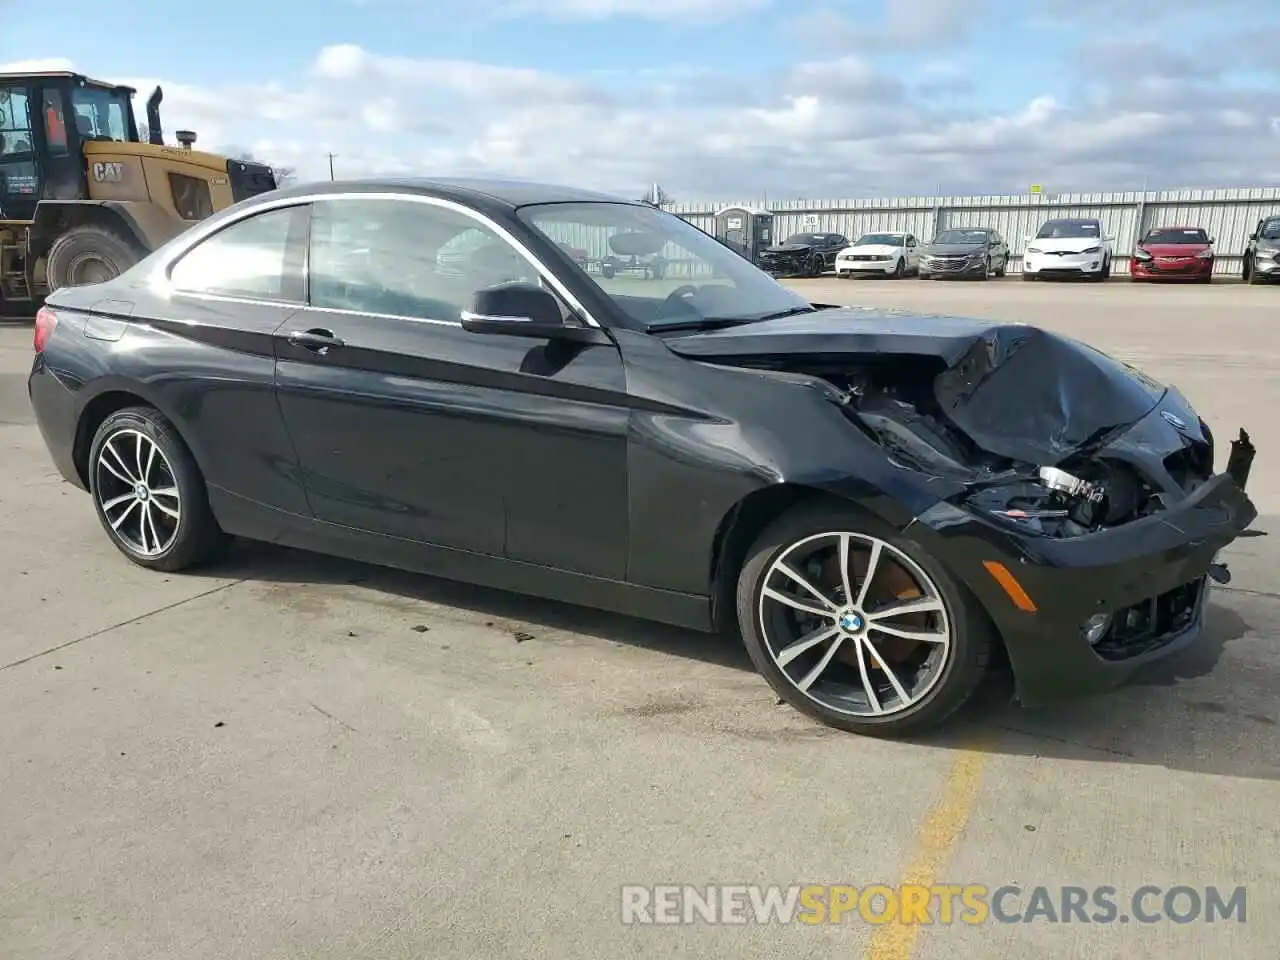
[933, 229, 990, 244]
[517, 202, 812, 331]
[1260, 219, 1280, 241]
[1036, 220, 1100, 239]
[856, 233, 904, 246]
[70, 87, 134, 142]
[1142, 227, 1208, 245]
[783, 233, 837, 245]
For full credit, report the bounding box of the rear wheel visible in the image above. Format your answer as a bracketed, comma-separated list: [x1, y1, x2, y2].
[88, 406, 229, 572]
[46, 225, 143, 291]
[735, 504, 992, 737]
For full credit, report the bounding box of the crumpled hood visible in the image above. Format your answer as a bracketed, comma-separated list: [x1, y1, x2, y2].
[663, 307, 1168, 465]
[761, 244, 811, 255]
[1139, 242, 1211, 257]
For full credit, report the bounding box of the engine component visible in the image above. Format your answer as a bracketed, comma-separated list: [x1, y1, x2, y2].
[1038, 466, 1104, 502]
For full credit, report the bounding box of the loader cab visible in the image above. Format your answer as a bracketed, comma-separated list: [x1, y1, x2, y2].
[0, 71, 139, 222]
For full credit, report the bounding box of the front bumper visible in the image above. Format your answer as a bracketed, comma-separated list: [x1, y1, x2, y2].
[1023, 252, 1104, 278]
[836, 257, 898, 276]
[918, 256, 986, 278]
[910, 470, 1257, 706]
[1252, 254, 1280, 278]
[1131, 257, 1213, 280]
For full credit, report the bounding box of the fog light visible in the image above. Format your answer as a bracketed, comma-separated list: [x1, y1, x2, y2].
[1081, 613, 1112, 645]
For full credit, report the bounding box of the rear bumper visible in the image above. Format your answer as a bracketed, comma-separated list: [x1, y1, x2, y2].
[28, 357, 85, 490]
[910, 471, 1257, 706]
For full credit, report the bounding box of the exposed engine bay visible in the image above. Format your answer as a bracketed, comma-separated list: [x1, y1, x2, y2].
[806, 358, 1178, 537]
[670, 311, 1253, 541]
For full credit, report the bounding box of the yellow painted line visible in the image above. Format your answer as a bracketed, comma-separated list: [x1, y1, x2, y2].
[865, 742, 992, 960]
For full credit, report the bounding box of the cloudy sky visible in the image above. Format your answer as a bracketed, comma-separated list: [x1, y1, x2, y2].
[5, 0, 1280, 200]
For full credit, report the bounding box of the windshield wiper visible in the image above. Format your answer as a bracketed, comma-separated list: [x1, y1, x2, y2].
[644, 316, 759, 333]
[753, 305, 819, 322]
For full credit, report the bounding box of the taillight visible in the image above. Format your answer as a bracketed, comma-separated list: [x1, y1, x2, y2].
[33, 306, 57, 353]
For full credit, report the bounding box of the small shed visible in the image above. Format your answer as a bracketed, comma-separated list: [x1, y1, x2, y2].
[713, 206, 774, 262]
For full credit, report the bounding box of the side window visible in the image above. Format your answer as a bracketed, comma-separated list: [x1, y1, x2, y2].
[308, 198, 542, 321]
[169, 205, 306, 301]
[0, 88, 40, 203]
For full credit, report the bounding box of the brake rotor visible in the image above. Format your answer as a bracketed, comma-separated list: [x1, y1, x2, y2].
[819, 547, 929, 667]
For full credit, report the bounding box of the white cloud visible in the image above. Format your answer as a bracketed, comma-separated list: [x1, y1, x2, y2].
[4, 40, 1279, 200]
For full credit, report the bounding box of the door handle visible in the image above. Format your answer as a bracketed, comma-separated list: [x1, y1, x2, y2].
[287, 328, 345, 352]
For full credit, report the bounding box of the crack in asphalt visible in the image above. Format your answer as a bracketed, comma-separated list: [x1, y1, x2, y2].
[0, 579, 248, 673]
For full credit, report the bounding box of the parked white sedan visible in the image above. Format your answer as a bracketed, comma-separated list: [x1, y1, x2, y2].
[835, 232, 920, 279]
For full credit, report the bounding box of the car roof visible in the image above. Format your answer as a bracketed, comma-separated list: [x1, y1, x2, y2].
[1147, 225, 1205, 231]
[265, 177, 641, 211]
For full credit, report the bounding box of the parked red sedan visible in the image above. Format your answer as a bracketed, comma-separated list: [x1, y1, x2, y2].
[1130, 226, 1215, 282]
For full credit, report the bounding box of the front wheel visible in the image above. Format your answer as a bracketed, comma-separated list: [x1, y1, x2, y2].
[735, 504, 992, 737]
[88, 406, 229, 572]
[46, 225, 142, 291]
[892, 258, 905, 279]
[1248, 258, 1265, 284]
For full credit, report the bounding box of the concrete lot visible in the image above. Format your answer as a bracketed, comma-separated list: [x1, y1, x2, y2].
[1, 277, 1277, 959]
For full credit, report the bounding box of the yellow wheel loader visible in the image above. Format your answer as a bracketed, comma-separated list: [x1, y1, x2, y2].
[0, 70, 278, 315]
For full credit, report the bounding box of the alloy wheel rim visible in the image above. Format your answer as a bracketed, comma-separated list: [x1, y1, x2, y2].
[94, 429, 182, 557]
[757, 531, 953, 718]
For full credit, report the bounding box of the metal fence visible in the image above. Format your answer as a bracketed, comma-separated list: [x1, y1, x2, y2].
[662, 187, 1280, 276]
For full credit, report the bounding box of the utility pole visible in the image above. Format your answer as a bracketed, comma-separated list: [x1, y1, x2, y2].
[327, 153, 337, 181]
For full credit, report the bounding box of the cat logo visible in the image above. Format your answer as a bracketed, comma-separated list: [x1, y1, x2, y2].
[92, 161, 126, 183]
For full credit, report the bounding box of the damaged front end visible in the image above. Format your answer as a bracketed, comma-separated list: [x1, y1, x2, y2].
[669, 312, 1259, 704]
[773, 323, 1255, 543]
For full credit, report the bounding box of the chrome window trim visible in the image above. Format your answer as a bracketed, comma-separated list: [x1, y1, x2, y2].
[146, 191, 603, 329]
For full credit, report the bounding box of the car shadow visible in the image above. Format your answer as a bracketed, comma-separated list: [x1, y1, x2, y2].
[198, 538, 755, 673]
[194, 538, 1279, 781]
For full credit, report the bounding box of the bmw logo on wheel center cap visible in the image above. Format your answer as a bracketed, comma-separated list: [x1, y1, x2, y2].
[839, 612, 864, 632]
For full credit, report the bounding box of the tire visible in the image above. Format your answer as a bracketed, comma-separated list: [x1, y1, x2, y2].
[891, 258, 905, 279]
[1102, 256, 1112, 280]
[994, 256, 1007, 278]
[1242, 256, 1252, 282]
[88, 406, 229, 572]
[46, 225, 143, 291]
[977, 256, 991, 280]
[808, 255, 824, 278]
[1248, 258, 1265, 285]
[735, 503, 992, 737]
[601, 262, 616, 279]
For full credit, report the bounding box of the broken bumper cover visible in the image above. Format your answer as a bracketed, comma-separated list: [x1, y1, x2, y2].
[909, 470, 1258, 706]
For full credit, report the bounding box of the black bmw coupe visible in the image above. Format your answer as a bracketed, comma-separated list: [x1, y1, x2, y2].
[27, 178, 1258, 736]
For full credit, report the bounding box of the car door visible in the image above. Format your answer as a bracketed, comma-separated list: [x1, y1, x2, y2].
[904, 235, 919, 269]
[148, 201, 315, 520]
[272, 195, 631, 580]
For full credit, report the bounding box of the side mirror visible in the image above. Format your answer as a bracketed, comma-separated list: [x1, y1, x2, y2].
[461, 283, 567, 338]
[1209, 237, 1216, 244]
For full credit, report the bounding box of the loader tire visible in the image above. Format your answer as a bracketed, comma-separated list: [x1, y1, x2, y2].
[46, 226, 143, 291]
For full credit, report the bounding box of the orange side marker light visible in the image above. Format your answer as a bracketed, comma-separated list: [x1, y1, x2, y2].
[982, 560, 1038, 612]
